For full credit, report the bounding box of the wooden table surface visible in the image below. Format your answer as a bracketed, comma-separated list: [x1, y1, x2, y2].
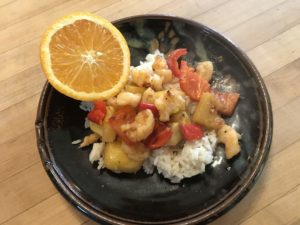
[1, 0, 300, 224]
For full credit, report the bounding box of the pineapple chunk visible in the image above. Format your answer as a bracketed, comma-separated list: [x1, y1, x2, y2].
[192, 92, 224, 130]
[167, 122, 182, 146]
[142, 87, 156, 104]
[116, 91, 141, 107]
[88, 107, 116, 142]
[171, 111, 191, 124]
[103, 142, 143, 173]
[217, 125, 241, 159]
[89, 121, 103, 136]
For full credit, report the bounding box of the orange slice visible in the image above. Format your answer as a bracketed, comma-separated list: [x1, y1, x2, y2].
[40, 12, 130, 101]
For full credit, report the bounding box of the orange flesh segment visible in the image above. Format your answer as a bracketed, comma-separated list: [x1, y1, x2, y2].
[49, 19, 124, 93]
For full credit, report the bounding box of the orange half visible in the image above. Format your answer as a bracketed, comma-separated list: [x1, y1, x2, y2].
[40, 12, 130, 101]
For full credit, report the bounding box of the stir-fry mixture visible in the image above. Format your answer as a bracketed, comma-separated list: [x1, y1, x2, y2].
[78, 48, 241, 183]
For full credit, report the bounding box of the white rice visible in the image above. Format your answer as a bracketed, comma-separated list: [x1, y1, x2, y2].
[143, 131, 217, 183]
[71, 139, 81, 145]
[89, 143, 105, 170]
[129, 49, 164, 80]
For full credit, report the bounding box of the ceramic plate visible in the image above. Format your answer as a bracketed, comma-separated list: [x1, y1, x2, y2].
[35, 15, 273, 224]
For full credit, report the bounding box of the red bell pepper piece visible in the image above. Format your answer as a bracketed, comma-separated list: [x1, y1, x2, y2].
[144, 121, 172, 149]
[109, 106, 136, 145]
[167, 48, 187, 78]
[87, 101, 107, 124]
[138, 102, 159, 116]
[180, 123, 204, 141]
[179, 60, 210, 101]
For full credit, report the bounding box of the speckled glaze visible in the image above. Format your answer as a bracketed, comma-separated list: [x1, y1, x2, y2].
[35, 15, 273, 225]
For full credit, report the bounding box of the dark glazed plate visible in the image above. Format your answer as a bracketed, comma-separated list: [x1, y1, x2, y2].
[35, 15, 273, 225]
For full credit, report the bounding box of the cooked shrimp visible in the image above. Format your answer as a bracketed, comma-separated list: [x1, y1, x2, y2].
[131, 68, 151, 87]
[154, 89, 185, 122]
[116, 92, 141, 107]
[152, 56, 172, 84]
[196, 61, 213, 81]
[156, 69, 172, 83]
[142, 87, 156, 104]
[163, 78, 181, 91]
[152, 55, 168, 70]
[151, 74, 164, 91]
[121, 109, 155, 142]
[217, 125, 241, 159]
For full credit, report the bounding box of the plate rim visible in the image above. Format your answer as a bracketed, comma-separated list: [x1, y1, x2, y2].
[35, 14, 273, 225]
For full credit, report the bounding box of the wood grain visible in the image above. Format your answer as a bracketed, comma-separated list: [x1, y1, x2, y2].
[0, 0, 299, 225]
[225, 0, 300, 51]
[149, 0, 229, 19]
[194, 0, 286, 32]
[248, 24, 300, 77]
[0, 130, 39, 183]
[212, 138, 300, 225]
[271, 96, 300, 156]
[0, 0, 69, 30]
[0, 163, 56, 223]
[0, 39, 38, 82]
[264, 59, 300, 110]
[0, 1, 14, 8]
[240, 185, 300, 225]
[2, 194, 87, 225]
[0, 94, 40, 145]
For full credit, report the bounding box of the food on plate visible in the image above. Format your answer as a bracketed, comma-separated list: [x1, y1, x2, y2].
[80, 133, 99, 148]
[144, 132, 217, 183]
[196, 61, 213, 81]
[192, 92, 225, 130]
[40, 12, 130, 101]
[40, 13, 241, 183]
[103, 142, 143, 173]
[79, 49, 241, 183]
[217, 125, 241, 159]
